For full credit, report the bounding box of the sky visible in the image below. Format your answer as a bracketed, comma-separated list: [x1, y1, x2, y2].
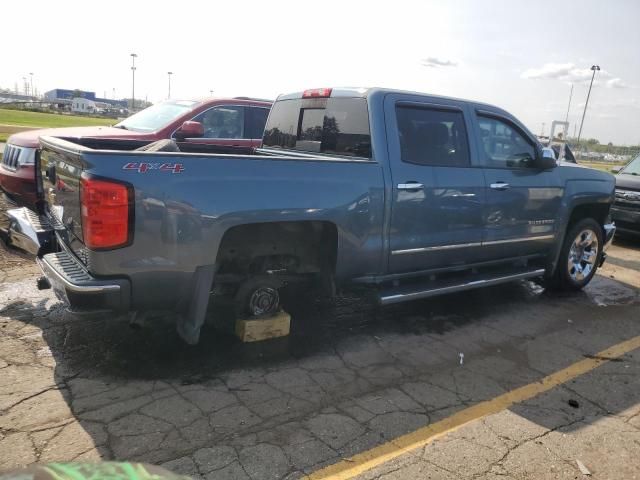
[1, 0, 639, 145]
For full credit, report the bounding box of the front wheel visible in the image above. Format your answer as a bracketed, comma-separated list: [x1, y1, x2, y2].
[548, 218, 603, 291]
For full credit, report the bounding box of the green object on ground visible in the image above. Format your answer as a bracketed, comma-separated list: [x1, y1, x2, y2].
[0, 462, 191, 480]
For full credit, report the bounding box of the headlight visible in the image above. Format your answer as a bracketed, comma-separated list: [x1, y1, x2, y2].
[18, 147, 36, 166]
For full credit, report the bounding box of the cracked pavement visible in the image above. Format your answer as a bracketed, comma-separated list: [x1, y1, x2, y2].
[1, 238, 640, 479]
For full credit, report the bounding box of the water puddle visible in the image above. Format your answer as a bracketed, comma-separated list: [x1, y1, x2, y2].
[585, 276, 638, 306]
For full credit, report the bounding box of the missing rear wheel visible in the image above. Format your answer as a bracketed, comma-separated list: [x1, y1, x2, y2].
[234, 276, 283, 317]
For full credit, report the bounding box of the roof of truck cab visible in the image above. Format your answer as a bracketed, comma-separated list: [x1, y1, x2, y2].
[276, 87, 509, 114]
[187, 97, 273, 107]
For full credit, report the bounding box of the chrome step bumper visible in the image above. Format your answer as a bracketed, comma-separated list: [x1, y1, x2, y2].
[37, 251, 130, 313]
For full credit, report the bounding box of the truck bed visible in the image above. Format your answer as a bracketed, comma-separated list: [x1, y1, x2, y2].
[36, 135, 386, 311]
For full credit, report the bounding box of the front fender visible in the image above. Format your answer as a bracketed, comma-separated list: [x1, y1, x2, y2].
[546, 175, 615, 276]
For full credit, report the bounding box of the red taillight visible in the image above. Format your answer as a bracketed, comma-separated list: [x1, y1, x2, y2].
[81, 177, 130, 249]
[302, 88, 332, 98]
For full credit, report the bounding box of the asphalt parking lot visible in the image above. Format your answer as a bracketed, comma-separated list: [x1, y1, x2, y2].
[1, 238, 639, 479]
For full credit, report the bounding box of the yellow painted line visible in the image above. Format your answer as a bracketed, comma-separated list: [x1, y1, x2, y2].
[306, 335, 640, 480]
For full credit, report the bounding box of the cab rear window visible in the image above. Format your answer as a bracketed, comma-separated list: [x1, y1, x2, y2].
[262, 98, 372, 158]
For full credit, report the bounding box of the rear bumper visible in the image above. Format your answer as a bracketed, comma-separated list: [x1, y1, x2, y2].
[2, 204, 130, 313]
[2, 206, 55, 255]
[36, 251, 130, 313]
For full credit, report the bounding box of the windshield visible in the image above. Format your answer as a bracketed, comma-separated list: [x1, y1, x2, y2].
[115, 100, 199, 132]
[621, 154, 640, 175]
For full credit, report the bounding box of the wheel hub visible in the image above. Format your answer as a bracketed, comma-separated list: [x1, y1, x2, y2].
[248, 287, 280, 316]
[567, 229, 598, 282]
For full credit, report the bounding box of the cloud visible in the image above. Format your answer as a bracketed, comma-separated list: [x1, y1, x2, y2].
[521, 63, 608, 83]
[521, 63, 575, 80]
[521, 62, 628, 88]
[578, 98, 640, 110]
[421, 57, 458, 68]
[593, 112, 618, 119]
[606, 78, 629, 89]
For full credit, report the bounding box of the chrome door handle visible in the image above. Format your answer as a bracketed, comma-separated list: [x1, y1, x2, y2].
[490, 182, 510, 190]
[397, 183, 424, 190]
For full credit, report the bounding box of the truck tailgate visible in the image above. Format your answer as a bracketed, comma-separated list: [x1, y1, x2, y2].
[38, 136, 88, 263]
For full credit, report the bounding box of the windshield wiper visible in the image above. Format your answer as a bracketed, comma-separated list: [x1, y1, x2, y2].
[112, 125, 128, 130]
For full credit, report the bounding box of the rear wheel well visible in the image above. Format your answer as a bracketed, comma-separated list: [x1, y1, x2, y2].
[215, 221, 338, 280]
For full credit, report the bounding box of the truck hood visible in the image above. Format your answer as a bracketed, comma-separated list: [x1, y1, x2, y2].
[7, 126, 153, 148]
[615, 173, 640, 192]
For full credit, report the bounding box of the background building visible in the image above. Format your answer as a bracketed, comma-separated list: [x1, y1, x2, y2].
[44, 88, 128, 108]
[71, 97, 96, 113]
[0, 91, 37, 104]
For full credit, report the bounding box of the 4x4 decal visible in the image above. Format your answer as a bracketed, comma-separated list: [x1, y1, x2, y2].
[123, 162, 184, 174]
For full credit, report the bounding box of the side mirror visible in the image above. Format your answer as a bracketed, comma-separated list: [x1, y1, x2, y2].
[611, 166, 622, 174]
[175, 121, 204, 140]
[535, 147, 558, 169]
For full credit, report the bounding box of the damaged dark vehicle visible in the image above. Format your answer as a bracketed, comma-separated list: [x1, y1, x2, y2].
[611, 153, 640, 236]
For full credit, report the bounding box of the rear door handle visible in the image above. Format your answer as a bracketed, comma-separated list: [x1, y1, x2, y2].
[397, 182, 424, 190]
[490, 182, 510, 190]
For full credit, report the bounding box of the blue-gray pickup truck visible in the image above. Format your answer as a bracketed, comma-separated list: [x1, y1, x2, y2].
[8, 87, 616, 344]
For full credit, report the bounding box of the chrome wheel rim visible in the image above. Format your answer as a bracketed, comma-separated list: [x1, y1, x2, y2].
[248, 287, 279, 316]
[567, 229, 599, 282]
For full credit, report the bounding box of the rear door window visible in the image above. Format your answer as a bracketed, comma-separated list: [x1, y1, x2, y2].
[263, 98, 372, 158]
[396, 106, 470, 167]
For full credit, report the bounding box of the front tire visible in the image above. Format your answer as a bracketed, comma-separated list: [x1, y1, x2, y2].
[548, 218, 603, 291]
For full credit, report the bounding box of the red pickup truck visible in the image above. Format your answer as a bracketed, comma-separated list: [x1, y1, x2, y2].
[0, 97, 271, 208]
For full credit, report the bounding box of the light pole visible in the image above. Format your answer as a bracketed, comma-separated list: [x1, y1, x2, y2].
[167, 71, 173, 99]
[29, 72, 34, 98]
[576, 65, 600, 149]
[209, 89, 213, 96]
[130, 53, 138, 111]
[565, 84, 573, 124]
[22, 77, 27, 95]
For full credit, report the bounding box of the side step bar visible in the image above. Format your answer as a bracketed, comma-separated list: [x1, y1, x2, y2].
[379, 269, 545, 306]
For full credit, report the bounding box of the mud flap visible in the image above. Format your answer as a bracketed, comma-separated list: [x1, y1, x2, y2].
[176, 264, 216, 345]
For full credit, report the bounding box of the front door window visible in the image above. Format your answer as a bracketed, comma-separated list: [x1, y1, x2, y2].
[477, 116, 536, 168]
[193, 106, 245, 139]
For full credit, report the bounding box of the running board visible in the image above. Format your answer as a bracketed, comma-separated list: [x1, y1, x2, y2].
[378, 268, 545, 306]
